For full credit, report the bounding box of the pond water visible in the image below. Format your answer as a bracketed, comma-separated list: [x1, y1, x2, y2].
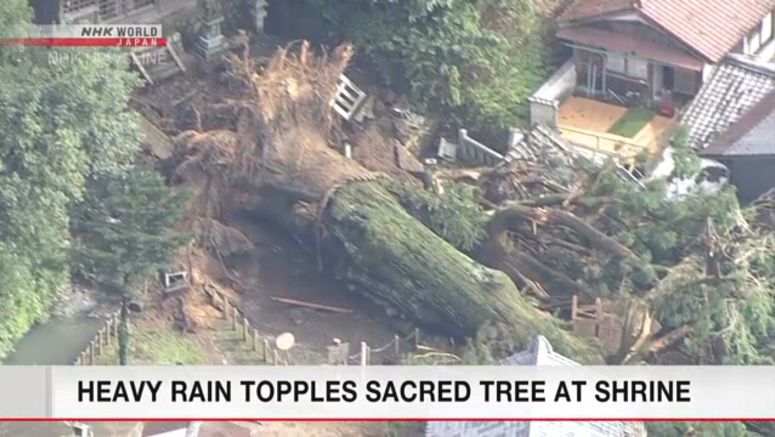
[3, 317, 103, 365]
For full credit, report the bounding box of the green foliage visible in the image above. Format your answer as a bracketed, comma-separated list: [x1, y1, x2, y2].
[671, 125, 702, 178]
[384, 421, 426, 437]
[0, 1, 142, 358]
[397, 182, 488, 251]
[97, 321, 206, 365]
[70, 167, 189, 296]
[307, 0, 551, 139]
[329, 182, 601, 362]
[650, 233, 775, 364]
[607, 107, 655, 138]
[118, 302, 130, 365]
[579, 161, 774, 364]
[460, 320, 599, 365]
[589, 168, 740, 267]
[647, 422, 749, 437]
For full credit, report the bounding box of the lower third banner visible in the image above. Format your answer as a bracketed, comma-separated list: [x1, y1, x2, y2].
[0, 366, 773, 420]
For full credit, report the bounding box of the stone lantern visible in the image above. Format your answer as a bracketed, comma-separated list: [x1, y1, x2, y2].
[194, 0, 226, 59]
[251, 0, 269, 34]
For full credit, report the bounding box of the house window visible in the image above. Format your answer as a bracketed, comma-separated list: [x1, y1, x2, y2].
[674, 68, 698, 94]
[627, 57, 648, 79]
[606, 52, 626, 74]
[606, 52, 648, 80]
[63, 0, 98, 14]
[132, 0, 155, 9]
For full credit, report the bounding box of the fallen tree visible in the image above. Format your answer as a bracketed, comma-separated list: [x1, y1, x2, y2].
[162, 42, 601, 363]
[325, 181, 599, 361]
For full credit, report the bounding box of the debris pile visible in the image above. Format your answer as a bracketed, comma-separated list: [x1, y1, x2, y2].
[137, 41, 600, 363]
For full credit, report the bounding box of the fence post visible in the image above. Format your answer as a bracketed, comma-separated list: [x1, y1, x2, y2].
[253, 329, 259, 351]
[223, 298, 229, 320]
[242, 318, 249, 341]
[414, 327, 420, 349]
[232, 307, 239, 331]
[273, 349, 279, 366]
[105, 320, 112, 347]
[393, 334, 400, 358]
[97, 329, 104, 356]
[263, 339, 271, 363]
[360, 341, 368, 366]
[89, 341, 96, 365]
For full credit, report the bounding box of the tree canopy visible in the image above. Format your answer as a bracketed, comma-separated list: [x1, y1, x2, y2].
[305, 0, 556, 141]
[71, 167, 189, 295]
[0, 0, 142, 358]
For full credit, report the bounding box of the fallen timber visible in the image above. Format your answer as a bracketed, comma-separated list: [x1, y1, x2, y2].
[165, 42, 603, 363]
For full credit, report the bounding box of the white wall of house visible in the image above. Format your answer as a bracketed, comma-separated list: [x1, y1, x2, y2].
[702, 63, 717, 83]
[529, 58, 576, 126]
[739, 9, 775, 61]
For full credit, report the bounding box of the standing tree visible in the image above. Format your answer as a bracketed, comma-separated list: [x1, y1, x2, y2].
[118, 297, 130, 365]
[71, 167, 188, 364]
[304, 0, 554, 140]
[0, 0, 142, 358]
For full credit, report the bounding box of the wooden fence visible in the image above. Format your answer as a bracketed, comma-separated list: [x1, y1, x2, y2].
[202, 281, 424, 366]
[344, 328, 421, 366]
[74, 279, 423, 366]
[202, 282, 278, 364]
[74, 311, 120, 365]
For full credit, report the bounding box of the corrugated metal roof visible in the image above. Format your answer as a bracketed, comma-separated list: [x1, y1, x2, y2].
[682, 56, 775, 150]
[560, 0, 775, 62]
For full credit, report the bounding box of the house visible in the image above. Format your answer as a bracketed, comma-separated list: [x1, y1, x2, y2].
[529, 0, 775, 163]
[680, 55, 775, 202]
[557, 0, 775, 100]
[698, 90, 775, 203]
[30, 0, 199, 27]
[0, 421, 143, 436]
[425, 336, 647, 437]
[142, 421, 258, 437]
[681, 55, 775, 151]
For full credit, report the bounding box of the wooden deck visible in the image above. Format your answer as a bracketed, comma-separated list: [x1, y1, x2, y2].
[558, 96, 676, 162]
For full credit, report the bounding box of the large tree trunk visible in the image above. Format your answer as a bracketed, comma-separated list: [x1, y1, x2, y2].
[318, 182, 601, 362]
[173, 43, 602, 363]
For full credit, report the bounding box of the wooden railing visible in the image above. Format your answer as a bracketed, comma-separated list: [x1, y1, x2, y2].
[202, 282, 277, 364]
[74, 311, 120, 365]
[558, 116, 679, 166]
[343, 329, 421, 366]
[558, 125, 646, 162]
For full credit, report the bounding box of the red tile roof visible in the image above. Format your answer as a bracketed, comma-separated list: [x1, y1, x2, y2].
[560, 0, 775, 62]
[561, 0, 633, 21]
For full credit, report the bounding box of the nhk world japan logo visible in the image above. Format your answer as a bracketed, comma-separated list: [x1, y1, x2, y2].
[0, 24, 166, 47]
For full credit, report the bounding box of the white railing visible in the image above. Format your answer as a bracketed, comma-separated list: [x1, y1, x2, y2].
[455, 128, 504, 166]
[331, 74, 367, 120]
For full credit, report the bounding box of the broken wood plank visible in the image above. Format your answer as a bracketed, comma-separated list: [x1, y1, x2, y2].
[270, 296, 353, 314]
[648, 325, 693, 354]
[130, 52, 154, 85]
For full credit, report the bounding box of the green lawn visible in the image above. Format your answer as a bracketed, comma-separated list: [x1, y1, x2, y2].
[96, 322, 206, 365]
[607, 107, 656, 138]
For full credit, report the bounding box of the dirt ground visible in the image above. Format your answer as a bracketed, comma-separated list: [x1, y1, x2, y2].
[220, 213, 404, 358]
